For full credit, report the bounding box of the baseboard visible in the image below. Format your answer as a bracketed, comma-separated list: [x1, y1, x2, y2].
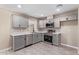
[0, 47, 11, 52]
[61, 43, 78, 50]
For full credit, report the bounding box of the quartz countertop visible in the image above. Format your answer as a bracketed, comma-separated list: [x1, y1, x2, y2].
[10, 32, 32, 36]
[11, 31, 47, 36]
[10, 31, 61, 36]
[53, 32, 61, 34]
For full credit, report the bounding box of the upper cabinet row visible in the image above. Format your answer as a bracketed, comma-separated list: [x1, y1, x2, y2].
[54, 10, 78, 28]
[38, 10, 78, 29]
[12, 15, 28, 28]
[54, 13, 78, 22]
[54, 14, 78, 28]
[38, 19, 54, 29]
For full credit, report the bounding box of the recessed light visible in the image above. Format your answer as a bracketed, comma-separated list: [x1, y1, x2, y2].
[56, 4, 63, 12]
[56, 8, 60, 11]
[41, 14, 44, 16]
[56, 4, 63, 8]
[17, 5, 22, 8]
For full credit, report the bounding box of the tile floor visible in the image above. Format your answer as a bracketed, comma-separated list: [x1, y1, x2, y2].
[0, 42, 78, 55]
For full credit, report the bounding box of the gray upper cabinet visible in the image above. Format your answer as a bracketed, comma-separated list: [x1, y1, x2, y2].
[12, 15, 20, 28]
[12, 15, 28, 28]
[59, 14, 78, 22]
[54, 10, 78, 22]
[38, 20, 47, 29]
[66, 14, 78, 21]
[19, 17, 28, 28]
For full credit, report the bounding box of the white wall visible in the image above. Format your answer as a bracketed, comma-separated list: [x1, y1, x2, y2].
[0, 9, 12, 50]
[0, 8, 38, 50]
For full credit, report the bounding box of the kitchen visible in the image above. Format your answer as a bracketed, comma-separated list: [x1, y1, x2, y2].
[0, 4, 79, 55]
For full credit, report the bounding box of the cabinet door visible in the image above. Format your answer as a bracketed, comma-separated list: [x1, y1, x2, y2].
[12, 15, 20, 28]
[53, 34, 61, 45]
[54, 18, 60, 28]
[38, 33, 42, 42]
[41, 33, 44, 41]
[12, 15, 28, 28]
[26, 34, 33, 46]
[39, 20, 44, 28]
[68, 15, 77, 21]
[38, 20, 46, 28]
[13, 35, 25, 51]
[38, 33, 44, 42]
[19, 17, 28, 28]
[33, 34, 38, 44]
[60, 17, 66, 21]
[43, 20, 47, 28]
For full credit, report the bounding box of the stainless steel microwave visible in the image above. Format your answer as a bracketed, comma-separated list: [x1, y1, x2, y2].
[46, 23, 54, 28]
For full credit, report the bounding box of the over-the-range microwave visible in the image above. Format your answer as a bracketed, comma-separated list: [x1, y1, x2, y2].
[46, 22, 54, 28]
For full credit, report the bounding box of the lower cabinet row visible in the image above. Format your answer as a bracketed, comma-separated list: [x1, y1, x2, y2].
[11, 33, 60, 51]
[11, 33, 44, 51]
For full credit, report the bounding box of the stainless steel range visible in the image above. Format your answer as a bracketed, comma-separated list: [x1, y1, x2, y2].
[44, 34, 52, 43]
[44, 29, 55, 43]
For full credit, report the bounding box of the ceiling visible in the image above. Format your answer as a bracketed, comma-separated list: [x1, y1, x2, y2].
[0, 4, 79, 18]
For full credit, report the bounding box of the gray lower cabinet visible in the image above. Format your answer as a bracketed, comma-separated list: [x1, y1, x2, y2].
[11, 33, 44, 51]
[41, 33, 44, 41]
[38, 33, 44, 41]
[26, 34, 33, 46]
[33, 33, 38, 44]
[53, 34, 61, 45]
[33, 33, 44, 44]
[11, 35, 26, 51]
[37, 33, 42, 42]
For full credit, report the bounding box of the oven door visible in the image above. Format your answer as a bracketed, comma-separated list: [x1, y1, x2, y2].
[44, 35, 52, 43]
